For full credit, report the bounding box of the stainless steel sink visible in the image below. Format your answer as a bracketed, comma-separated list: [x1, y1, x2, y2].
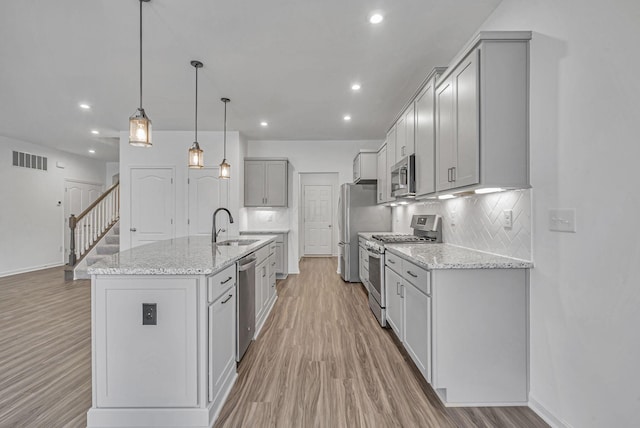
[216, 239, 259, 246]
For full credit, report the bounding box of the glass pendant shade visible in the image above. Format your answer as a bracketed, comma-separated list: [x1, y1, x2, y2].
[188, 142, 203, 168]
[129, 108, 152, 147]
[219, 159, 231, 179]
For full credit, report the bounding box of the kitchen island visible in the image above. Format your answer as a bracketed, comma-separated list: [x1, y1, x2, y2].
[86, 235, 276, 428]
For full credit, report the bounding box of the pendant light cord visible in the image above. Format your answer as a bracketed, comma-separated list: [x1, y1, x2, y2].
[139, 0, 143, 109]
[195, 66, 198, 142]
[223, 101, 227, 158]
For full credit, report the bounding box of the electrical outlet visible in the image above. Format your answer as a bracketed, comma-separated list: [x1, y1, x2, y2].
[503, 209, 513, 229]
[549, 209, 576, 232]
[142, 303, 157, 325]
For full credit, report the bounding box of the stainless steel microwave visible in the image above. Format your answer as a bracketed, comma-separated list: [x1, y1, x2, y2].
[391, 154, 415, 197]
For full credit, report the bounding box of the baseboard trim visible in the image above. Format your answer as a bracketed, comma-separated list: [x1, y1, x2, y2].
[529, 395, 572, 428]
[0, 262, 65, 278]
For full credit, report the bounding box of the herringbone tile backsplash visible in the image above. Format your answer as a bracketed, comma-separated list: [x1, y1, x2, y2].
[392, 189, 532, 261]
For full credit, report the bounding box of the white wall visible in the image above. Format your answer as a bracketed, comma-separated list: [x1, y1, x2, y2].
[119, 131, 243, 250]
[0, 136, 106, 276]
[105, 162, 119, 185]
[475, 1, 640, 427]
[243, 140, 381, 273]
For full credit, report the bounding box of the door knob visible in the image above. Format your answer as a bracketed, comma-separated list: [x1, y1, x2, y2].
[130, 228, 137, 232]
[328, 225, 332, 228]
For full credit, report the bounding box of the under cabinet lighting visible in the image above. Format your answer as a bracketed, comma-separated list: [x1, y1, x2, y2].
[79, 103, 91, 110]
[88, 149, 96, 154]
[399, 201, 409, 205]
[91, 130, 99, 135]
[475, 187, 505, 194]
[438, 194, 455, 200]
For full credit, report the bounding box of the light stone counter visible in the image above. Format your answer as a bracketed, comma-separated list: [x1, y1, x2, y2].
[239, 229, 290, 234]
[385, 243, 533, 270]
[87, 235, 276, 275]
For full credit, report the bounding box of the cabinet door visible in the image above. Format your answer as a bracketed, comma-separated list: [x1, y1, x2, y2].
[261, 263, 270, 310]
[395, 115, 406, 161]
[386, 127, 396, 202]
[255, 260, 265, 320]
[353, 155, 360, 182]
[385, 267, 403, 339]
[453, 50, 480, 188]
[275, 243, 284, 274]
[404, 282, 431, 384]
[436, 77, 455, 192]
[376, 146, 386, 204]
[415, 80, 436, 196]
[208, 287, 236, 403]
[404, 104, 415, 157]
[245, 161, 266, 206]
[265, 161, 287, 206]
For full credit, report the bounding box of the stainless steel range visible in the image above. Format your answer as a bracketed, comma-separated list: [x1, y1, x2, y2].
[365, 214, 442, 327]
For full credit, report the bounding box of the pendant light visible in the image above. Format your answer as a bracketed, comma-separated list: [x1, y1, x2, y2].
[219, 98, 231, 179]
[188, 60, 204, 168]
[129, 0, 152, 147]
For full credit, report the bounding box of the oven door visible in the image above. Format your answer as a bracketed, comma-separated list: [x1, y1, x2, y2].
[368, 249, 384, 307]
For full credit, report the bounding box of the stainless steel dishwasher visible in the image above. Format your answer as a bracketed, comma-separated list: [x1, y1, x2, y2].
[236, 254, 256, 362]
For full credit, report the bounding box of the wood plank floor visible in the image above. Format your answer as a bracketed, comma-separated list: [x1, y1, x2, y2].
[0, 259, 548, 427]
[0, 267, 91, 428]
[215, 257, 548, 428]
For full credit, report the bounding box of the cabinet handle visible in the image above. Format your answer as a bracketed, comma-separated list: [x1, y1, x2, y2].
[406, 270, 418, 278]
[130, 228, 137, 232]
[388, 259, 396, 264]
[451, 167, 456, 182]
[272, 262, 276, 267]
[220, 276, 233, 285]
[447, 168, 452, 182]
[400, 285, 404, 298]
[396, 282, 400, 295]
[221, 294, 233, 304]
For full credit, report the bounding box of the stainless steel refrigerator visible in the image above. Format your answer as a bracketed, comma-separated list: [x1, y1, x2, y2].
[338, 183, 391, 282]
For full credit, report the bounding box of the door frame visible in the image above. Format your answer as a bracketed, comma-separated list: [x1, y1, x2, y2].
[63, 178, 104, 262]
[299, 172, 339, 257]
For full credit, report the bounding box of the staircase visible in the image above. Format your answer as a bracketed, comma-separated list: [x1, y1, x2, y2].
[65, 182, 120, 280]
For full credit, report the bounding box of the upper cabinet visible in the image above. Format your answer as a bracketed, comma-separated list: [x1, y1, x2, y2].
[385, 126, 396, 203]
[414, 68, 445, 197]
[396, 103, 415, 161]
[376, 144, 387, 204]
[244, 158, 288, 207]
[436, 32, 531, 193]
[353, 150, 377, 184]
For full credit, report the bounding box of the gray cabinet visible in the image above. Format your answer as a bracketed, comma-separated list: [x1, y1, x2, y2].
[208, 284, 236, 404]
[353, 150, 377, 183]
[385, 127, 396, 202]
[414, 69, 445, 197]
[240, 231, 288, 278]
[244, 158, 288, 207]
[396, 104, 415, 160]
[384, 265, 403, 338]
[436, 32, 531, 193]
[376, 145, 387, 204]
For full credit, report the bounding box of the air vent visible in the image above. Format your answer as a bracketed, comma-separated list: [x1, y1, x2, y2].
[12, 151, 47, 171]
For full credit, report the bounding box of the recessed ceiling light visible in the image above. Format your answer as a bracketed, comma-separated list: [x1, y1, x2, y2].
[260, 121, 268, 127]
[79, 103, 91, 110]
[351, 83, 361, 91]
[88, 149, 96, 154]
[343, 115, 351, 121]
[369, 13, 384, 24]
[91, 130, 99, 135]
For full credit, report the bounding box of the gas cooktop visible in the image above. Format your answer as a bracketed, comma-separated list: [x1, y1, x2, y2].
[371, 234, 435, 243]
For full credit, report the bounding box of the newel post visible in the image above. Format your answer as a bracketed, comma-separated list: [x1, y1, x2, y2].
[68, 214, 77, 266]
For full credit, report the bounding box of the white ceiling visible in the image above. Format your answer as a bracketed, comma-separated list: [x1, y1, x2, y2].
[0, 0, 502, 162]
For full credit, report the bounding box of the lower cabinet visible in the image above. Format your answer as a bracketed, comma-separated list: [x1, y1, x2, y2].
[208, 286, 236, 404]
[384, 267, 404, 338]
[254, 242, 279, 336]
[403, 277, 431, 384]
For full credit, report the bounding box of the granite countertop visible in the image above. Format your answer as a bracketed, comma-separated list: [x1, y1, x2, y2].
[240, 229, 290, 234]
[386, 243, 533, 270]
[357, 231, 396, 240]
[87, 235, 276, 276]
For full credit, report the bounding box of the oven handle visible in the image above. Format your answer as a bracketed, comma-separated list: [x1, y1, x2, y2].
[367, 249, 382, 259]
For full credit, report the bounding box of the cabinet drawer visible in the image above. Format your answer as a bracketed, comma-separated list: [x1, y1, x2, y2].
[385, 252, 402, 272]
[401, 259, 430, 295]
[208, 264, 236, 303]
[269, 242, 277, 255]
[255, 245, 270, 265]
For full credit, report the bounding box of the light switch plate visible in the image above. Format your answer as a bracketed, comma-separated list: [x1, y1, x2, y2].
[549, 209, 576, 232]
[503, 209, 513, 229]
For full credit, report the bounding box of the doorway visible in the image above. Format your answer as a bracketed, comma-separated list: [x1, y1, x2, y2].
[130, 167, 175, 248]
[63, 179, 104, 261]
[299, 173, 339, 257]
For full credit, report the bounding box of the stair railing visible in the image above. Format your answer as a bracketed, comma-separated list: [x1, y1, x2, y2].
[68, 181, 120, 266]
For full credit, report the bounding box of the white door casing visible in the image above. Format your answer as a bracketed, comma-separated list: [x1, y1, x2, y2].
[188, 168, 229, 236]
[130, 168, 175, 248]
[64, 179, 103, 259]
[303, 184, 332, 255]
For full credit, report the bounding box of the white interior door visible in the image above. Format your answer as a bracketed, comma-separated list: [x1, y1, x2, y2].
[188, 168, 229, 236]
[130, 168, 175, 248]
[64, 180, 103, 259]
[303, 184, 332, 255]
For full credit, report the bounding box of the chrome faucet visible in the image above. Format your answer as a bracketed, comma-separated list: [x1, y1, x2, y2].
[212, 208, 234, 243]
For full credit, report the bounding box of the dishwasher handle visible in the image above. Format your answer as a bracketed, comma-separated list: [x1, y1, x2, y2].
[238, 255, 257, 272]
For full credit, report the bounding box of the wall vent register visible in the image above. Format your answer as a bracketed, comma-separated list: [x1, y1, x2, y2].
[12, 150, 48, 171]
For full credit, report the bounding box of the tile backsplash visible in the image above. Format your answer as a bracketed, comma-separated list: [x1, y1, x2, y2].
[392, 189, 532, 261]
